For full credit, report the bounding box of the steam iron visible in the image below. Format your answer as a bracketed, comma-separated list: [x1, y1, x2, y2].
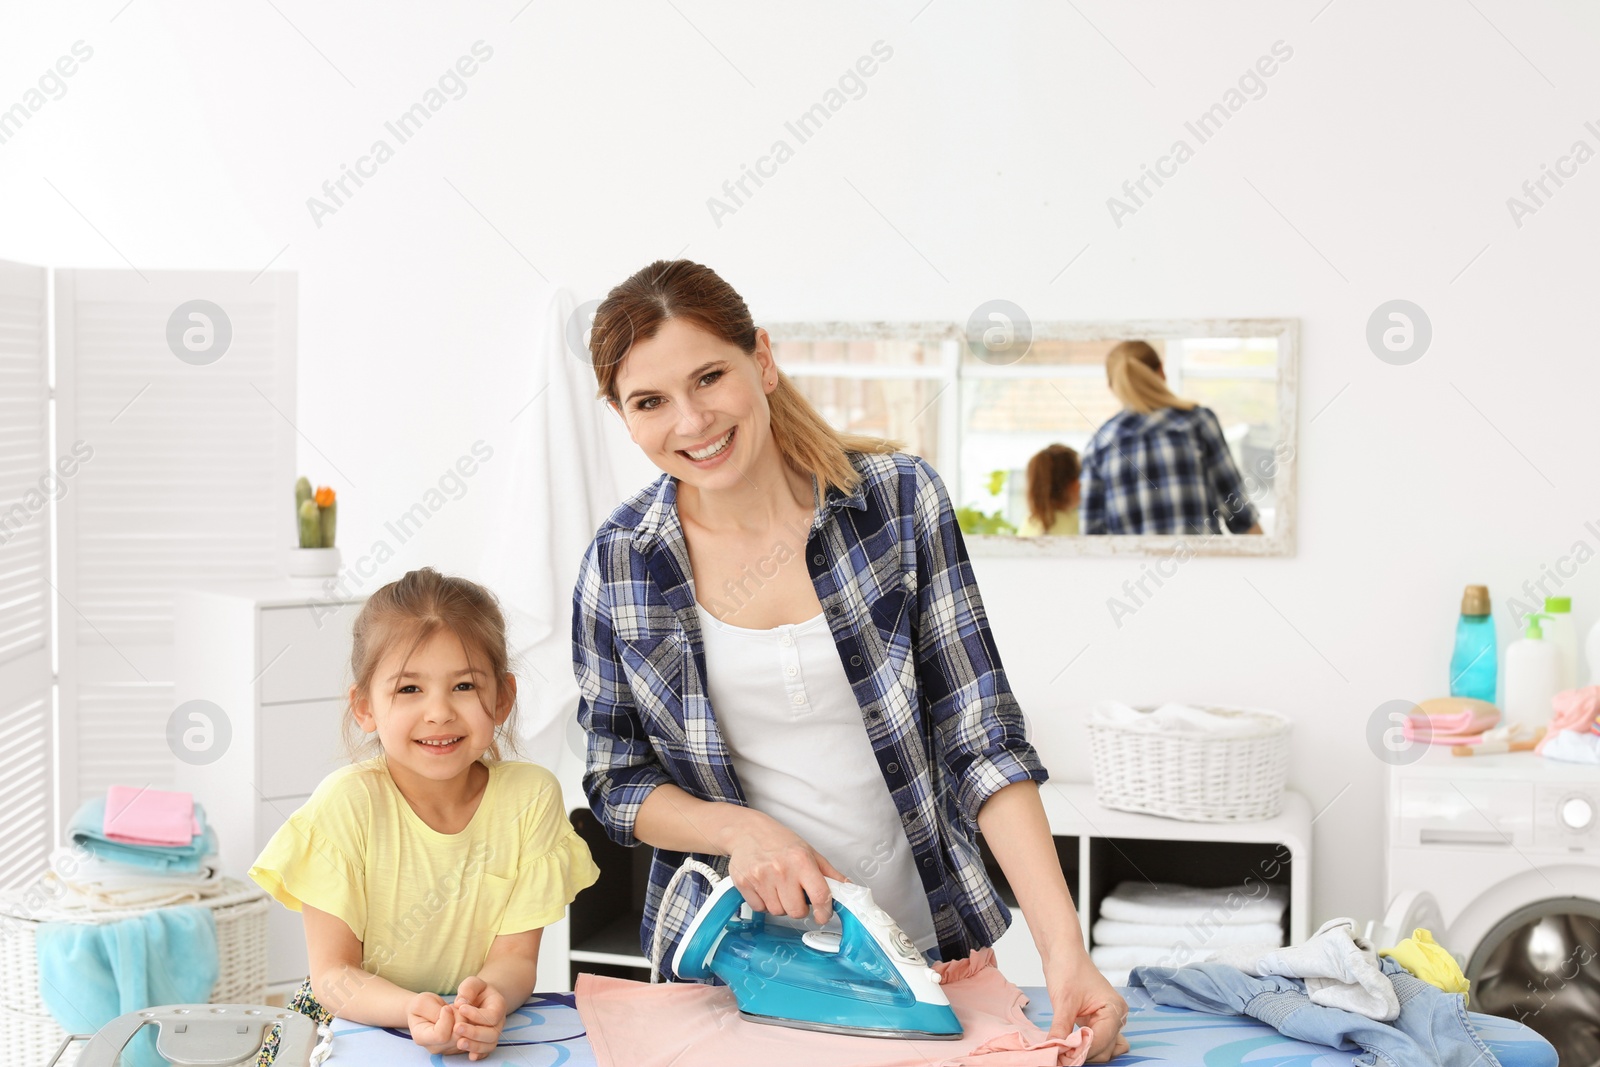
[671, 874, 962, 1040]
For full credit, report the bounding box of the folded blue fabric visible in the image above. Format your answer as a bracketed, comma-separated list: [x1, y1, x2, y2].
[35, 905, 219, 1067]
[68, 795, 216, 873]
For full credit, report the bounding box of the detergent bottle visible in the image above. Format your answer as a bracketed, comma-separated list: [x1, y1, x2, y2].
[1449, 584, 1497, 704]
[1504, 613, 1561, 732]
[1543, 596, 1578, 691]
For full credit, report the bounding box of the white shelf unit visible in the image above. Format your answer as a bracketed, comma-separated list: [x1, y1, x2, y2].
[561, 784, 1312, 987]
[172, 582, 368, 992]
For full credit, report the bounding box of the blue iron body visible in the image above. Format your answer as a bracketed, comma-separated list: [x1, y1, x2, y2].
[671, 876, 963, 1040]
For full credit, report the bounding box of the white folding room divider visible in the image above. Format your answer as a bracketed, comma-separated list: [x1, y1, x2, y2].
[53, 268, 299, 825]
[0, 260, 55, 889]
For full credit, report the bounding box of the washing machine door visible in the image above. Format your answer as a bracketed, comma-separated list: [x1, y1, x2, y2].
[1467, 897, 1600, 1067]
[1371, 889, 1451, 959]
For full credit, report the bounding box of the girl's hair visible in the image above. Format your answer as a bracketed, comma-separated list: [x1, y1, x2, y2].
[1105, 340, 1196, 415]
[587, 259, 900, 498]
[342, 567, 521, 764]
[1025, 444, 1081, 532]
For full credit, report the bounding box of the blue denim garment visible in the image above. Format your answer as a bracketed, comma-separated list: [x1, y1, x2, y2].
[1379, 954, 1504, 1067]
[1129, 961, 1503, 1067]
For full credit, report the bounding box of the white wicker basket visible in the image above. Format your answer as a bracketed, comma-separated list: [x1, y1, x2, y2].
[1088, 705, 1292, 822]
[0, 877, 270, 1067]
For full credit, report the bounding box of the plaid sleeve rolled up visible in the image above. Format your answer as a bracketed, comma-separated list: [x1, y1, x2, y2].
[571, 538, 674, 849]
[906, 455, 1048, 827]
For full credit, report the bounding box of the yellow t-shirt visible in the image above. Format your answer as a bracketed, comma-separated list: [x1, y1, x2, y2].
[1019, 509, 1080, 536]
[248, 759, 599, 995]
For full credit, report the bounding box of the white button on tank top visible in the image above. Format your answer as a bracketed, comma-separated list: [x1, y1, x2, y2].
[691, 599, 938, 951]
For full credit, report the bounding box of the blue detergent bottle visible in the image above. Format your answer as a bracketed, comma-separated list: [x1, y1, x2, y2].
[1450, 584, 1497, 703]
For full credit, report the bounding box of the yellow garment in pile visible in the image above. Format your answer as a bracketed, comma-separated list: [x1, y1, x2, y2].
[249, 758, 599, 995]
[1380, 928, 1470, 999]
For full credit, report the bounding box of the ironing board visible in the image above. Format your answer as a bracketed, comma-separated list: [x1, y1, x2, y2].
[319, 984, 1558, 1065]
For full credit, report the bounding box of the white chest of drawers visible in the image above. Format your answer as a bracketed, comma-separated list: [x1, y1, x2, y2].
[173, 582, 365, 989]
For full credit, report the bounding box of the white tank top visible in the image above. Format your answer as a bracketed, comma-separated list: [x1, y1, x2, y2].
[692, 600, 938, 951]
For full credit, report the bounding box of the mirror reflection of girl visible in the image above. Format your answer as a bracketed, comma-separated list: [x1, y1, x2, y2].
[248, 569, 600, 1062]
[572, 260, 1128, 1062]
[1080, 340, 1264, 536]
[1019, 444, 1081, 537]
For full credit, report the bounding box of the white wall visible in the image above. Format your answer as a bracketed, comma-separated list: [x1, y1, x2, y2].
[8, 0, 1600, 931]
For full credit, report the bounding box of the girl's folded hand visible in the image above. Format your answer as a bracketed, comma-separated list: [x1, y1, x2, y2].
[404, 990, 459, 1055]
[451, 975, 508, 1060]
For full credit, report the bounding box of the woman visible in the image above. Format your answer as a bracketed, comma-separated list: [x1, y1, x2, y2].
[571, 260, 1127, 1060]
[1080, 340, 1264, 536]
[1019, 444, 1081, 537]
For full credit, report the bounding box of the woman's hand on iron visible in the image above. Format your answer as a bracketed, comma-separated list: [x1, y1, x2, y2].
[1044, 950, 1129, 1062]
[725, 810, 848, 924]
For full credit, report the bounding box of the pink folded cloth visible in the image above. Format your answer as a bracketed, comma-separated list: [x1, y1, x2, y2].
[1538, 687, 1600, 754]
[102, 785, 198, 847]
[577, 946, 1094, 1066]
[1401, 703, 1500, 744]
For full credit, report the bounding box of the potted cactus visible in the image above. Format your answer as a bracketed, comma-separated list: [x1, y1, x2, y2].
[285, 476, 341, 581]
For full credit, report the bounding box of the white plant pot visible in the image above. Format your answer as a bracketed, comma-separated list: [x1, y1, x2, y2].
[285, 546, 342, 585]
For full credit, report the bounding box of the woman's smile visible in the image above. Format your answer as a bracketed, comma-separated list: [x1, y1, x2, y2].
[678, 426, 736, 467]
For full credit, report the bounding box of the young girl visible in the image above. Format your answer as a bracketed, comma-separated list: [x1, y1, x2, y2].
[249, 567, 600, 1062]
[1019, 443, 1081, 536]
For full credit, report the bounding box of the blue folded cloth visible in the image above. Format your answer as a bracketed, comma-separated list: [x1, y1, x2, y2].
[35, 905, 219, 1067]
[68, 795, 216, 873]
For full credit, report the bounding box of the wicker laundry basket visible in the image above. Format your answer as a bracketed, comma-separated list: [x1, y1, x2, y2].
[0, 877, 270, 1067]
[1088, 705, 1292, 822]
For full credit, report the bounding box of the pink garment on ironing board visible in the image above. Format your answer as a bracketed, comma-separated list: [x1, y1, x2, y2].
[103, 785, 199, 846]
[1401, 703, 1499, 744]
[1537, 687, 1600, 754]
[576, 947, 1093, 1067]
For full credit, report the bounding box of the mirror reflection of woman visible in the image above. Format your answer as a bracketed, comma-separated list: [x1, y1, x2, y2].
[1019, 444, 1080, 537]
[571, 260, 1128, 1061]
[1080, 341, 1263, 536]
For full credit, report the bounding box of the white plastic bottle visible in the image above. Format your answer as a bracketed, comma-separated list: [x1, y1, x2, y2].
[1504, 613, 1562, 732]
[1542, 597, 1578, 692]
[1590, 616, 1600, 687]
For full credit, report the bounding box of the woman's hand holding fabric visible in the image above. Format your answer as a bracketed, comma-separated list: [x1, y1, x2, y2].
[1044, 950, 1130, 1062]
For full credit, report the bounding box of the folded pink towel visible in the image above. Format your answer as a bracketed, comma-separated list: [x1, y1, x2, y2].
[1401, 703, 1500, 744]
[102, 785, 198, 847]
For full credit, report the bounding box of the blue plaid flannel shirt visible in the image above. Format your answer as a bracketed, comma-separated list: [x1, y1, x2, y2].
[1080, 404, 1261, 535]
[571, 450, 1049, 978]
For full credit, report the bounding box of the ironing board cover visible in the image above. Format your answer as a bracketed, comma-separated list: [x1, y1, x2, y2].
[321, 985, 1558, 1066]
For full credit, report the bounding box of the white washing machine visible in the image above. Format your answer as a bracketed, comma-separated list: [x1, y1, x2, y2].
[1381, 744, 1600, 1065]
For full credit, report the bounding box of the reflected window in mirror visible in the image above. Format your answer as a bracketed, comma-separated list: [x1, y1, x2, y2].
[768, 324, 960, 472]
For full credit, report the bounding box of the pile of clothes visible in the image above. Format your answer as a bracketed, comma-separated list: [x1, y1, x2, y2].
[1538, 687, 1600, 764]
[50, 784, 224, 908]
[1090, 881, 1288, 986]
[1130, 920, 1481, 1066]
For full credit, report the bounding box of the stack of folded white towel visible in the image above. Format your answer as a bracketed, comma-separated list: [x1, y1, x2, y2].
[1091, 880, 1288, 986]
